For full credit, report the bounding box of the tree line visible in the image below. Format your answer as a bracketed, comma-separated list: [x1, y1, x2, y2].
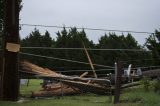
[0, 1, 160, 75]
[20, 27, 160, 75]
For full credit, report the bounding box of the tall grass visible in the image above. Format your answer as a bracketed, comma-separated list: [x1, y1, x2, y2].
[0, 79, 160, 106]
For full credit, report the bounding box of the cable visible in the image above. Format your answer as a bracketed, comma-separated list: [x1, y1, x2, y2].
[123, 65, 160, 70]
[19, 70, 37, 75]
[57, 68, 114, 73]
[121, 58, 160, 63]
[20, 23, 154, 35]
[20, 52, 114, 68]
[137, 66, 160, 69]
[21, 47, 150, 52]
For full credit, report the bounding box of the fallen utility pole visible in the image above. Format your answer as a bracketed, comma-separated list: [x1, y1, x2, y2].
[1, 0, 20, 101]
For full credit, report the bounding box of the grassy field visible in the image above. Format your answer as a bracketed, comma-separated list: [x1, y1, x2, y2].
[20, 79, 43, 97]
[0, 79, 160, 106]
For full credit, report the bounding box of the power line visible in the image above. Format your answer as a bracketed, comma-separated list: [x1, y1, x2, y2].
[20, 52, 114, 68]
[131, 66, 160, 70]
[121, 58, 160, 63]
[20, 23, 154, 35]
[57, 68, 114, 73]
[21, 47, 150, 52]
[19, 69, 113, 77]
[19, 70, 38, 75]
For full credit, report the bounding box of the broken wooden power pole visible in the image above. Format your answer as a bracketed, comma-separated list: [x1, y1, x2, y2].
[83, 44, 97, 78]
[1, 0, 20, 101]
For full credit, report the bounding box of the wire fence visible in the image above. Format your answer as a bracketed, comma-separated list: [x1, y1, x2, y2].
[1, 24, 159, 102]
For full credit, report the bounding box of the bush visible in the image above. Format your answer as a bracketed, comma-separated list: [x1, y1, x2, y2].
[141, 76, 151, 92]
[153, 78, 160, 94]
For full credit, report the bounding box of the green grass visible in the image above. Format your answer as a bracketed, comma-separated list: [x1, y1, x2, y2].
[121, 87, 160, 106]
[0, 79, 160, 106]
[20, 79, 43, 97]
[0, 96, 111, 106]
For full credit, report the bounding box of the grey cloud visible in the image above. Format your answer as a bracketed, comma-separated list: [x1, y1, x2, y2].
[20, 0, 160, 45]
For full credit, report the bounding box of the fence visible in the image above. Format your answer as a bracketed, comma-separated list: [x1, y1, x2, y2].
[1, 46, 160, 103]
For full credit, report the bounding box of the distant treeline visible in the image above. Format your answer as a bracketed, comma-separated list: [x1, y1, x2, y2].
[19, 27, 160, 74]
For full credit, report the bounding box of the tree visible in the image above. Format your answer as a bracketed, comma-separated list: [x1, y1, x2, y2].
[21, 27, 95, 74]
[97, 33, 146, 67]
[0, 0, 22, 30]
[0, 0, 4, 48]
[0, 0, 22, 49]
[21, 29, 54, 68]
[21, 27, 150, 75]
[145, 29, 160, 65]
[54, 27, 95, 72]
[0, 32, 1, 48]
[0, 0, 22, 31]
[0, 0, 4, 33]
[42, 31, 53, 47]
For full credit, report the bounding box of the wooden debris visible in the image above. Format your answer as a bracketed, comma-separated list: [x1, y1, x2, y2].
[32, 83, 80, 97]
[83, 43, 97, 78]
[121, 82, 141, 89]
[20, 61, 111, 97]
[20, 61, 160, 98]
[80, 72, 88, 78]
[142, 69, 160, 77]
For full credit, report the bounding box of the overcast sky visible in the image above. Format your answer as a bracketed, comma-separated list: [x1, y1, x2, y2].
[20, 0, 160, 45]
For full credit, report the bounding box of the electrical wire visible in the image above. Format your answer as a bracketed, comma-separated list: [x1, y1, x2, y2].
[19, 70, 37, 75]
[20, 47, 150, 52]
[20, 52, 114, 68]
[121, 58, 160, 63]
[20, 23, 154, 35]
[56, 68, 114, 73]
[135, 65, 160, 69]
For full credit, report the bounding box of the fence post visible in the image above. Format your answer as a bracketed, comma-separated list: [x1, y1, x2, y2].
[115, 62, 117, 84]
[60, 72, 64, 98]
[0, 55, 2, 99]
[114, 61, 123, 104]
[109, 73, 112, 102]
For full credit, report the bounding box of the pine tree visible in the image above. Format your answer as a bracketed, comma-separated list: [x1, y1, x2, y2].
[145, 29, 160, 65]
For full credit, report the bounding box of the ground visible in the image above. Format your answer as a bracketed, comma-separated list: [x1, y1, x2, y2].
[0, 79, 160, 106]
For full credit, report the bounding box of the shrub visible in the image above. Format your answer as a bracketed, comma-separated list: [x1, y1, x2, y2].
[141, 76, 151, 92]
[153, 78, 160, 94]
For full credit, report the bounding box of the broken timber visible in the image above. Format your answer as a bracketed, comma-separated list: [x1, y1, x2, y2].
[142, 69, 160, 77]
[83, 43, 97, 78]
[20, 61, 111, 97]
[20, 61, 160, 97]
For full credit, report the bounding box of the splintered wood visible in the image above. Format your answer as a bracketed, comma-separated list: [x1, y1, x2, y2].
[32, 83, 80, 97]
[20, 61, 111, 97]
